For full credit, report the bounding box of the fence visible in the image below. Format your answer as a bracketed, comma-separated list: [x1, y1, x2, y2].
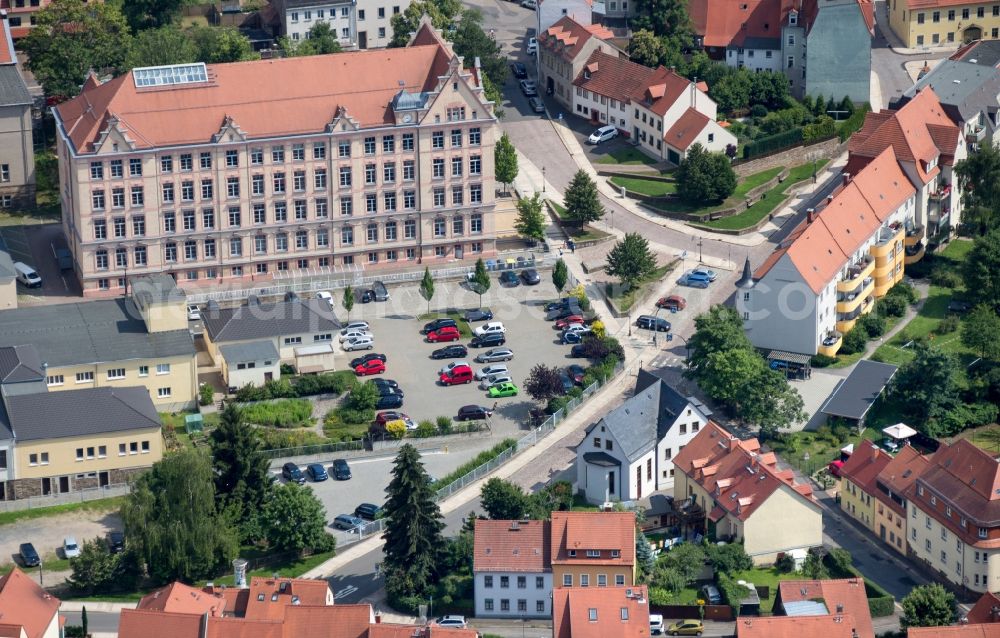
[262, 440, 364, 460]
[0, 484, 131, 513]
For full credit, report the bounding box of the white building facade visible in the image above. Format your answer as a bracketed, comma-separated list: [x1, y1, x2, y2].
[274, 0, 412, 49]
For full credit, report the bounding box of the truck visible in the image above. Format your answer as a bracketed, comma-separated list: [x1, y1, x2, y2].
[51, 244, 72, 271]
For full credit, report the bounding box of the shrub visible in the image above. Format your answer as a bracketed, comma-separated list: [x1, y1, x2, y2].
[869, 595, 896, 618]
[199, 383, 214, 406]
[295, 371, 354, 396]
[241, 399, 314, 428]
[931, 265, 963, 288]
[859, 312, 887, 338]
[877, 294, 908, 318]
[750, 104, 769, 118]
[936, 314, 960, 335]
[436, 415, 453, 433]
[810, 353, 838, 367]
[839, 327, 869, 355]
[775, 553, 795, 573]
[590, 319, 606, 339]
[570, 284, 591, 311]
[887, 281, 919, 304]
[434, 438, 519, 488]
[386, 420, 406, 439]
[547, 396, 570, 414]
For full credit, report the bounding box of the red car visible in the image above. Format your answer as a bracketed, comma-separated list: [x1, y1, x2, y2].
[439, 365, 474, 385]
[656, 295, 687, 311]
[355, 359, 386, 376]
[427, 326, 461, 342]
[554, 315, 584, 330]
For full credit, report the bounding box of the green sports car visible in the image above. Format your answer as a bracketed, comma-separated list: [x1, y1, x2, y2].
[488, 382, 519, 398]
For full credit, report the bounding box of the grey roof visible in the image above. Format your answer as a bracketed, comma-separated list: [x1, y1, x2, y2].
[906, 60, 1000, 127]
[783, 600, 830, 616]
[582, 451, 620, 467]
[0, 298, 195, 367]
[0, 233, 14, 281]
[0, 345, 44, 384]
[0, 401, 12, 441]
[203, 298, 339, 344]
[583, 370, 708, 463]
[740, 36, 780, 50]
[131, 274, 185, 306]
[953, 39, 1000, 67]
[4, 386, 160, 442]
[220, 340, 279, 364]
[0, 65, 30, 108]
[819, 359, 898, 421]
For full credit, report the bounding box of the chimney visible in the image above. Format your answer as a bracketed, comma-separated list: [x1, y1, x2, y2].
[807, 207, 815, 223]
[826, 195, 834, 204]
[691, 77, 697, 108]
[510, 520, 520, 531]
[843, 173, 851, 186]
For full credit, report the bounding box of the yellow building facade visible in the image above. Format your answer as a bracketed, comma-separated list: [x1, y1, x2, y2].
[888, 0, 1000, 48]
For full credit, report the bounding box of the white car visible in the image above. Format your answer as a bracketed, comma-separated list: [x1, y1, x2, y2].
[187, 304, 201, 321]
[588, 125, 618, 144]
[63, 537, 80, 559]
[439, 360, 471, 375]
[526, 37, 538, 54]
[563, 324, 590, 334]
[339, 329, 373, 343]
[315, 291, 333, 306]
[650, 613, 664, 635]
[340, 321, 370, 333]
[480, 373, 513, 389]
[434, 616, 467, 629]
[475, 364, 509, 380]
[343, 336, 374, 351]
[474, 321, 506, 337]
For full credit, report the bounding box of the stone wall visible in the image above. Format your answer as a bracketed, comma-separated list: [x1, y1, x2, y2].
[734, 137, 848, 177]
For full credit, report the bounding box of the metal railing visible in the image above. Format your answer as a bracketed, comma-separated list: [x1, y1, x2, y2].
[0, 483, 131, 513]
[262, 439, 364, 459]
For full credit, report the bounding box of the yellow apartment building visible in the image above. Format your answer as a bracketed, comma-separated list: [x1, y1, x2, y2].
[888, 0, 1000, 48]
[838, 440, 892, 532]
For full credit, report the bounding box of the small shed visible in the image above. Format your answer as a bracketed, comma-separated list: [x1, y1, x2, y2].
[294, 343, 336, 374]
[219, 340, 280, 391]
[819, 360, 898, 428]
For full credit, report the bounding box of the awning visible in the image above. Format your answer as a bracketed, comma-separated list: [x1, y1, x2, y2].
[883, 423, 918, 440]
[583, 451, 621, 467]
[766, 350, 812, 365]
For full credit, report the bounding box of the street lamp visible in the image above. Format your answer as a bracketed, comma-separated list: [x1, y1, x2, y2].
[803, 452, 811, 477]
[693, 236, 703, 263]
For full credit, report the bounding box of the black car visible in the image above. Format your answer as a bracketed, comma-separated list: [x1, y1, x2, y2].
[558, 371, 574, 394]
[521, 268, 541, 285]
[499, 270, 520, 287]
[545, 298, 575, 312]
[546, 304, 582, 321]
[457, 405, 493, 421]
[567, 364, 586, 385]
[636, 315, 671, 332]
[19, 543, 39, 567]
[282, 462, 306, 485]
[510, 62, 528, 78]
[376, 384, 403, 397]
[423, 318, 458, 334]
[332, 459, 352, 480]
[355, 502, 383, 520]
[470, 332, 506, 348]
[372, 378, 400, 393]
[376, 393, 403, 409]
[350, 353, 387, 368]
[306, 463, 329, 481]
[432, 344, 469, 359]
[108, 531, 125, 554]
[570, 344, 589, 358]
[464, 308, 494, 322]
[948, 299, 972, 314]
[360, 289, 376, 303]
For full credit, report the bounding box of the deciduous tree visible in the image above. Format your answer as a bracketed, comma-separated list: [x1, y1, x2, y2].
[660, 543, 706, 585]
[902, 584, 957, 628]
[963, 228, 1000, 309]
[676, 143, 737, 204]
[563, 170, 604, 224]
[963, 304, 1000, 360]
[524, 364, 564, 403]
[481, 478, 532, 520]
[67, 538, 140, 594]
[419, 267, 435, 314]
[126, 25, 198, 70]
[342, 285, 355, 319]
[189, 26, 255, 63]
[891, 344, 963, 436]
[470, 258, 491, 305]
[284, 22, 343, 56]
[515, 193, 547, 243]
[122, 0, 191, 31]
[262, 483, 335, 555]
[955, 146, 1000, 236]
[628, 29, 666, 67]
[495, 133, 519, 193]
[605, 233, 657, 290]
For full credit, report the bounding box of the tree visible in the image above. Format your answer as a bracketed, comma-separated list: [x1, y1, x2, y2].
[651, 564, 686, 595]
[963, 304, 1000, 360]
[470, 258, 491, 306]
[605, 233, 657, 290]
[709, 70, 752, 114]
[22, 0, 132, 98]
[121, 450, 239, 584]
[189, 26, 255, 64]
[495, 133, 519, 193]
[388, 0, 462, 47]
[901, 584, 957, 628]
[660, 543, 706, 585]
[450, 9, 506, 88]
[81, 607, 88, 638]
[801, 548, 829, 579]
[515, 193, 547, 243]
[632, 0, 693, 42]
[698, 348, 764, 409]
[955, 146, 1000, 235]
[67, 537, 140, 594]
[123, 0, 190, 31]
[419, 267, 435, 314]
[126, 25, 198, 70]
[738, 366, 807, 438]
[480, 478, 532, 520]
[210, 403, 272, 539]
[262, 483, 335, 555]
[963, 228, 1000, 309]
[286, 21, 343, 56]
[686, 305, 751, 374]
[552, 259, 569, 293]
[636, 531, 656, 581]
[524, 364, 565, 403]
[706, 542, 752, 574]
[891, 344, 963, 435]
[342, 285, 355, 319]
[676, 143, 737, 204]
[348, 381, 380, 411]
[563, 170, 604, 224]
[383, 445, 445, 599]
[628, 29, 666, 67]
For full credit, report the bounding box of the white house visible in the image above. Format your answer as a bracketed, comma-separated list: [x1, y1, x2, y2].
[219, 340, 281, 391]
[473, 519, 552, 619]
[576, 370, 712, 505]
[537, 0, 593, 35]
[272, 0, 410, 49]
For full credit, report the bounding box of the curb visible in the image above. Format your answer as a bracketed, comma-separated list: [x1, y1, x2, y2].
[61, 601, 137, 612]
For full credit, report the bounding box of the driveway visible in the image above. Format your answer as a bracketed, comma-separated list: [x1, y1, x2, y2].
[0, 223, 83, 304]
[0, 508, 122, 580]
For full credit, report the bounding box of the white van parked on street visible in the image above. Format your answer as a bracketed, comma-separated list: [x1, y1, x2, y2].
[13, 262, 41, 288]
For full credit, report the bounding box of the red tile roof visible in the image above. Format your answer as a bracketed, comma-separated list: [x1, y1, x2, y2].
[777, 578, 873, 638]
[0, 568, 61, 638]
[664, 108, 711, 150]
[689, 0, 794, 48]
[369, 625, 478, 638]
[552, 586, 651, 638]
[474, 519, 550, 572]
[673, 422, 817, 522]
[56, 30, 458, 153]
[0, 17, 15, 65]
[138, 581, 227, 617]
[243, 577, 331, 620]
[873, 444, 930, 514]
[735, 614, 860, 638]
[573, 50, 661, 102]
[538, 16, 615, 63]
[118, 609, 203, 638]
[280, 605, 370, 638]
[120, 604, 379, 638]
[839, 439, 892, 493]
[966, 591, 1000, 624]
[206, 617, 282, 638]
[550, 511, 636, 565]
[909, 626, 1000, 637]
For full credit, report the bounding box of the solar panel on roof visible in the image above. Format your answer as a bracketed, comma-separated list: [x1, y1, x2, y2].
[133, 63, 209, 88]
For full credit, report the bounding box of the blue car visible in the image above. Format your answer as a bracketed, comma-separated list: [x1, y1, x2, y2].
[680, 271, 711, 289]
[306, 463, 328, 481]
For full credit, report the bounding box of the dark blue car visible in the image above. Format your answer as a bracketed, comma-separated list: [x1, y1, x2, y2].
[306, 463, 328, 481]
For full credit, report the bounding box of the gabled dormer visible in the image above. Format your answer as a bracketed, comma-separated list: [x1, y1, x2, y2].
[91, 114, 136, 154]
[326, 106, 361, 133]
[212, 115, 248, 144]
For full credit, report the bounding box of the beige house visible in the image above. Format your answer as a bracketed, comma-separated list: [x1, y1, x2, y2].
[673, 423, 823, 565]
[550, 511, 636, 588]
[0, 15, 35, 211]
[537, 16, 623, 112]
[53, 20, 499, 298]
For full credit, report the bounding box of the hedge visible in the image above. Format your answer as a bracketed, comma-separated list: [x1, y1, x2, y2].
[743, 128, 803, 159]
[838, 103, 872, 142]
[868, 594, 895, 617]
[434, 438, 518, 491]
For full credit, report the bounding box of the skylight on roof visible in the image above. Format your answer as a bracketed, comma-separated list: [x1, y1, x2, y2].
[133, 63, 209, 89]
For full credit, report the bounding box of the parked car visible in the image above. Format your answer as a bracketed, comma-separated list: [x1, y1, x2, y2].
[470, 333, 506, 348]
[340, 329, 373, 342]
[13, 262, 41, 288]
[948, 299, 972, 314]
[422, 318, 458, 334]
[440, 365, 474, 385]
[355, 359, 385, 376]
[475, 363, 509, 380]
[435, 615, 468, 629]
[315, 291, 333, 307]
[354, 502, 383, 520]
[332, 514, 365, 531]
[343, 336, 375, 351]
[520, 0, 537, 8]
[526, 37, 538, 54]
[521, 268, 541, 285]
[432, 344, 468, 359]
[427, 326, 462, 342]
[375, 411, 416, 430]
[440, 360, 471, 375]
[587, 125, 618, 144]
[562, 330, 589, 344]
[456, 405, 492, 421]
[479, 373, 513, 390]
[567, 364, 586, 384]
[360, 289, 376, 303]
[464, 308, 494, 322]
[700, 584, 722, 605]
[636, 315, 671, 332]
[557, 371, 574, 394]
[474, 321, 506, 337]
[665, 619, 704, 636]
[499, 270, 520, 287]
[331, 459, 352, 480]
[63, 537, 81, 559]
[306, 463, 329, 481]
[650, 614, 664, 636]
[187, 304, 201, 321]
[282, 462, 306, 485]
[691, 267, 718, 282]
[107, 531, 125, 554]
[679, 271, 711, 288]
[519, 79, 538, 97]
[570, 344, 589, 357]
[510, 62, 527, 78]
[19, 543, 39, 567]
[563, 324, 590, 335]
[656, 295, 687, 311]
[528, 96, 546, 113]
[341, 321, 370, 333]
[350, 353, 387, 368]
[554, 315, 584, 329]
[488, 382, 519, 398]
[371, 377, 400, 393]
[545, 298, 575, 312]
[546, 304, 582, 321]
[375, 393, 403, 409]
[475, 348, 514, 363]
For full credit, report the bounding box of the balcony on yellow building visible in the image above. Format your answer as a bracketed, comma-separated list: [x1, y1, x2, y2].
[837, 256, 875, 294]
[817, 331, 843, 357]
[904, 225, 925, 247]
[869, 222, 904, 260]
[904, 244, 925, 265]
[837, 277, 875, 314]
[837, 297, 873, 333]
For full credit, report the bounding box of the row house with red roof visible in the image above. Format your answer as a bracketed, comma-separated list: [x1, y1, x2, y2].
[53, 19, 500, 297]
[552, 585, 652, 638]
[673, 423, 822, 565]
[0, 568, 62, 638]
[738, 578, 875, 638]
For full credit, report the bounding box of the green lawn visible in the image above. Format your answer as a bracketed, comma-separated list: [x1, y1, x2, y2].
[649, 166, 785, 220]
[0, 496, 125, 527]
[734, 166, 785, 198]
[606, 263, 675, 313]
[594, 147, 659, 165]
[609, 175, 676, 197]
[546, 201, 612, 242]
[729, 567, 803, 613]
[699, 161, 828, 231]
[767, 427, 884, 477]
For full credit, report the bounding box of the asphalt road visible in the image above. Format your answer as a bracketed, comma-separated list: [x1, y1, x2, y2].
[62, 611, 120, 633]
[870, 0, 951, 107]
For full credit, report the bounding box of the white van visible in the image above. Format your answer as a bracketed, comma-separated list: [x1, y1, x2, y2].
[13, 262, 41, 288]
[587, 125, 618, 144]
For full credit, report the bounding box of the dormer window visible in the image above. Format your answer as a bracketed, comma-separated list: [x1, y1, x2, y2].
[568, 550, 577, 557]
[789, 10, 798, 25]
[586, 550, 600, 557]
[584, 70, 591, 80]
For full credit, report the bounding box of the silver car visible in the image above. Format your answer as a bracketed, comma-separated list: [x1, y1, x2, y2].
[475, 364, 509, 380]
[339, 329, 373, 342]
[475, 348, 514, 363]
[343, 336, 374, 351]
[480, 373, 513, 390]
[63, 536, 80, 559]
